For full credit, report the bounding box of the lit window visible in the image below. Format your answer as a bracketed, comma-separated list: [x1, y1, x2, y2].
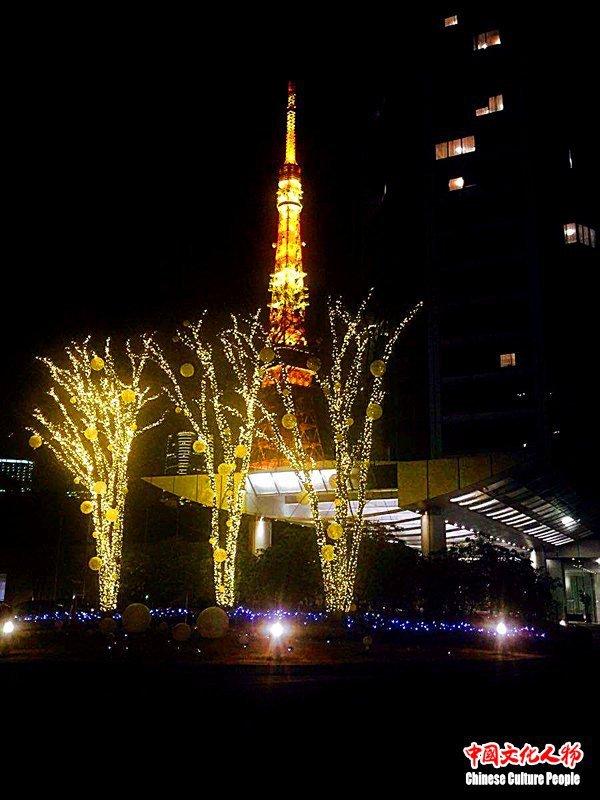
[474, 30, 501, 50]
[444, 14, 458, 27]
[435, 135, 476, 160]
[564, 223, 577, 244]
[448, 177, 464, 191]
[500, 353, 516, 368]
[564, 222, 596, 247]
[476, 94, 504, 116]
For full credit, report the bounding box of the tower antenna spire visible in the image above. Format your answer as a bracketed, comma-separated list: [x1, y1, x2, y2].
[268, 80, 308, 346]
[285, 80, 297, 165]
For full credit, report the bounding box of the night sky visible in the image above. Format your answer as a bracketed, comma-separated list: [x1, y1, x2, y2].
[2, 10, 597, 478]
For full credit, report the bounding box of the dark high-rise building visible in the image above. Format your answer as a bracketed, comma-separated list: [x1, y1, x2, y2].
[0, 458, 34, 493]
[164, 431, 202, 476]
[423, 8, 596, 459]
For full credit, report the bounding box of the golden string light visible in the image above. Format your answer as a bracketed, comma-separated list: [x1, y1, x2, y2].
[28, 336, 164, 611]
[258, 295, 423, 612]
[149, 312, 270, 608]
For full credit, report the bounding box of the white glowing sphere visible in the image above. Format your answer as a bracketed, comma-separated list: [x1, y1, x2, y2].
[496, 621, 507, 636]
[269, 621, 285, 639]
[559, 619, 567, 627]
[2, 620, 15, 635]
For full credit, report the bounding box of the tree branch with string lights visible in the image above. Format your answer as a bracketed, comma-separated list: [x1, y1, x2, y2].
[28, 337, 164, 611]
[257, 295, 423, 613]
[149, 312, 271, 608]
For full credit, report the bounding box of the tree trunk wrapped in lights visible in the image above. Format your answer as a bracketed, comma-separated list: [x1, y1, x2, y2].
[258, 296, 423, 612]
[149, 313, 269, 608]
[28, 337, 163, 611]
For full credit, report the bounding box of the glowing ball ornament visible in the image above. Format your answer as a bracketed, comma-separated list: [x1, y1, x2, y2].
[344, 417, 354, 427]
[328, 473, 338, 489]
[192, 439, 207, 454]
[93, 480, 107, 495]
[122, 603, 151, 634]
[370, 359, 386, 377]
[366, 402, 383, 421]
[175, 406, 182, 414]
[80, 500, 94, 515]
[327, 522, 343, 540]
[120, 388, 136, 404]
[321, 544, 336, 562]
[129, 422, 137, 432]
[105, 507, 119, 522]
[29, 434, 42, 449]
[196, 607, 229, 639]
[259, 347, 276, 363]
[74, 476, 81, 484]
[269, 621, 285, 639]
[69, 396, 78, 405]
[84, 426, 98, 441]
[307, 357, 321, 372]
[180, 363, 195, 378]
[333, 497, 345, 508]
[172, 623, 192, 642]
[90, 356, 105, 371]
[214, 547, 228, 564]
[88, 556, 102, 571]
[217, 462, 235, 476]
[234, 444, 248, 459]
[99, 617, 117, 635]
[208, 536, 217, 546]
[282, 413, 297, 429]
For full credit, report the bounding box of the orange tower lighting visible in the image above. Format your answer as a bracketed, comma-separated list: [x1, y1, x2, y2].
[268, 81, 309, 347]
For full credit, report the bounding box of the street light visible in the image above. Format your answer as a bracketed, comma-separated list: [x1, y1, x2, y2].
[2, 620, 15, 636]
[269, 621, 285, 639]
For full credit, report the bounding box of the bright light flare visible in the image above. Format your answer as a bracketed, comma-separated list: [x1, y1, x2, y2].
[2, 620, 15, 636]
[496, 621, 507, 636]
[269, 621, 285, 639]
[559, 619, 567, 627]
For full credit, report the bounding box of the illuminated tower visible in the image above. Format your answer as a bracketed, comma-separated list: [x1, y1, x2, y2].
[268, 81, 308, 346]
[255, 81, 324, 467]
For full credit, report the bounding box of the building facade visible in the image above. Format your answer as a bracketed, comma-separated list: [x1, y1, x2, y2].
[425, 9, 596, 459]
[164, 431, 203, 476]
[0, 458, 34, 493]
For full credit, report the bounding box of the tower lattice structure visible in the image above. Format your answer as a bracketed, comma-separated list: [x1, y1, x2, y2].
[268, 81, 308, 347]
[254, 81, 324, 468]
